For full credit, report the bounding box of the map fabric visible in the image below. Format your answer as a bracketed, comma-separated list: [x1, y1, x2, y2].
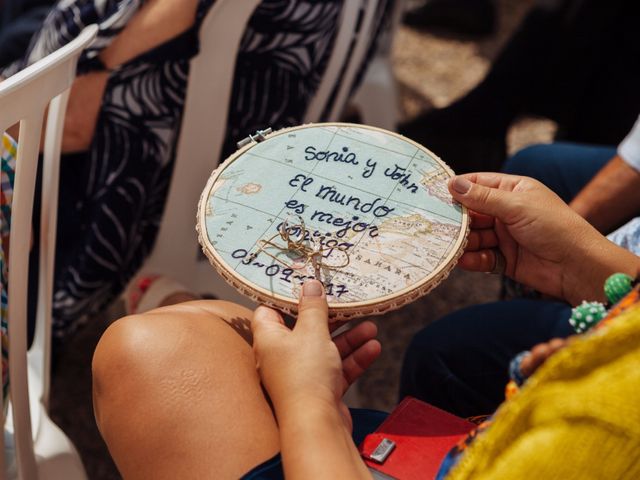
[200, 124, 467, 312]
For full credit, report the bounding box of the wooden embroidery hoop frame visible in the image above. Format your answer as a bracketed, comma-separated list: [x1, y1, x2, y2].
[197, 123, 469, 320]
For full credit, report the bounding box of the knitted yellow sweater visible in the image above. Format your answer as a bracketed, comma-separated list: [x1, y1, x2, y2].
[448, 303, 640, 479]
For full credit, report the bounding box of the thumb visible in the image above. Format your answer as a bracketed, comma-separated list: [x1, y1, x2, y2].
[449, 176, 512, 220]
[296, 280, 329, 337]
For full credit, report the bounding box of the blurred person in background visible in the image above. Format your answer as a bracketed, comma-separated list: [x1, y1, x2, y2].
[401, 0, 640, 173]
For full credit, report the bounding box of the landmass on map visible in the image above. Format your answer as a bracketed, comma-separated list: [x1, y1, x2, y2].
[420, 169, 455, 206]
[237, 183, 262, 194]
[321, 212, 460, 302]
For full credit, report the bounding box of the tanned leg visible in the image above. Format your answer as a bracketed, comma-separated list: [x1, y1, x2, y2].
[92, 300, 280, 479]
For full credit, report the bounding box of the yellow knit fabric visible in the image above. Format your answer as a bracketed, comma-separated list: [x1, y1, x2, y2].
[448, 303, 640, 480]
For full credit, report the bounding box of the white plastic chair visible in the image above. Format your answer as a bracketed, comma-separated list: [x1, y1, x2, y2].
[350, 0, 405, 131]
[1, 25, 98, 480]
[140, 0, 395, 303]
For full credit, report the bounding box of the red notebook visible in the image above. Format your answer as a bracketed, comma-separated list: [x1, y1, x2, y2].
[359, 397, 475, 480]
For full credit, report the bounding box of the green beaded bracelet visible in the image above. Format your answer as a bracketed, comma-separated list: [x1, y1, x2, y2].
[604, 273, 634, 305]
[569, 301, 607, 334]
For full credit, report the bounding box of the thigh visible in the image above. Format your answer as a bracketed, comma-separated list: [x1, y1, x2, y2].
[503, 142, 615, 202]
[399, 300, 573, 418]
[93, 300, 280, 480]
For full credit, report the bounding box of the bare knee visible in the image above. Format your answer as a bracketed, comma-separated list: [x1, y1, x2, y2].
[92, 301, 278, 478]
[92, 300, 254, 430]
[92, 313, 166, 430]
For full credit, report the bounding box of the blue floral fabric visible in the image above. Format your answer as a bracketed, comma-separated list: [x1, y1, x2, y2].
[608, 217, 640, 255]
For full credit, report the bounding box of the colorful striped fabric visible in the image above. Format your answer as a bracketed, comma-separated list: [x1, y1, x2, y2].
[1, 132, 17, 411]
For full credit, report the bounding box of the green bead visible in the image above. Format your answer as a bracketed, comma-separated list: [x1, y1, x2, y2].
[569, 301, 607, 334]
[604, 273, 634, 305]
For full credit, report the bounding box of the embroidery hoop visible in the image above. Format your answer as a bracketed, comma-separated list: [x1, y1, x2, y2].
[197, 123, 469, 320]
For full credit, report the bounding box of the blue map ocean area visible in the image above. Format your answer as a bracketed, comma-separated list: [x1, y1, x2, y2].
[203, 125, 464, 303]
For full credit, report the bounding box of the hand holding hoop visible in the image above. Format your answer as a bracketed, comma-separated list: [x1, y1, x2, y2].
[447, 172, 630, 305]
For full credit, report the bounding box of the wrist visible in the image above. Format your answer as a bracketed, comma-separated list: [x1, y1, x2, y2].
[563, 228, 640, 305]
[569, 196, 592, 222]
[276, 399, 371, 480]
[275, 393, 344, 429]
[569, 155, 640, 233]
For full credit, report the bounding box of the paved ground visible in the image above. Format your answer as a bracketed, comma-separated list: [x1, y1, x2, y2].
[50, 1, 554, 477]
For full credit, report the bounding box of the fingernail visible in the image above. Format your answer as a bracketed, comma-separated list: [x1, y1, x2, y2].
[302, 280, 324, 297]
[452, 176, 471, 194]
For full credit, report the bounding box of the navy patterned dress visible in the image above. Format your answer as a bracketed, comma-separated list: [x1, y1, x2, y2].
[1, 0, 392, 340]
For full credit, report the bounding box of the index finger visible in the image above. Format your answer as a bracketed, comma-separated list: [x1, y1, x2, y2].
[458, 172, 525, 192]
[469, 210, 494, 229]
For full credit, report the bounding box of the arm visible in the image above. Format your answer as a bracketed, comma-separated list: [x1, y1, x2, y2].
[251, 282, 378, 480]
[63, 0, 200, 153]
[571, 116, 640, 233]
[2, 0, 200, 152]
[277, 401, 372, 480]
[570, 155, 640, 233]
[562, 225, 640, 304]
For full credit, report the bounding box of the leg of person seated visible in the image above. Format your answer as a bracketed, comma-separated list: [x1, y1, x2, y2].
[399, 299, 572, 418]
[502, 142, 615, 202]
[92, 300, 280, 479]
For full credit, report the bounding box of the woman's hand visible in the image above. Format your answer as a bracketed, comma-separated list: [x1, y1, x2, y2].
[251, 280, 381, 429]
[251, 280, 379, 479]
[450, 172, 640, 304]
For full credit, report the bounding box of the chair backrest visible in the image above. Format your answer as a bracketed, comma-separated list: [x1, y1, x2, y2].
[139, 0, 261, 304]
[141, 1, 386, 301]
[0, 25, 97, 479]
[305, 0, 385, 123]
